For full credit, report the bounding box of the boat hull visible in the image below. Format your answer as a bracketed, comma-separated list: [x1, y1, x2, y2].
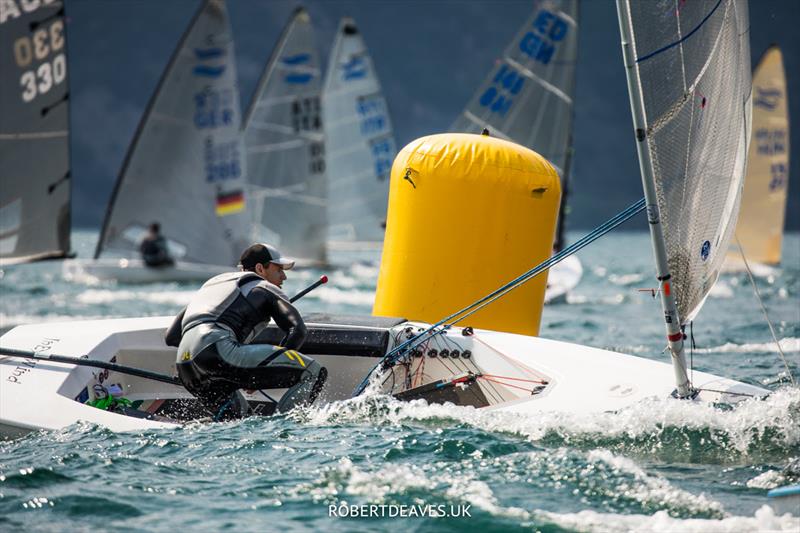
[0, 315, 768, 438]
[544, 254, 583, 304]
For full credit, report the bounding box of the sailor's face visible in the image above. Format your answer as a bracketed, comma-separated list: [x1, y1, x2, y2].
[259, 262, 287, 287]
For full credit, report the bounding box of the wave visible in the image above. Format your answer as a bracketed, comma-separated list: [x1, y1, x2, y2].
[538, 506, 799, 532]
[306, 287, 375, 307]
[300, 387, 800, 460]
[694, 338, 800, 355]
[75, 289, 194, 306]
[626, 337, 800, 356]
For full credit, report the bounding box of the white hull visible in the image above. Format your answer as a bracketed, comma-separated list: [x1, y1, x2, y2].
[544, 254, 583, 304]
[63, 258, 232, 283]
[0, 314, 767, 438]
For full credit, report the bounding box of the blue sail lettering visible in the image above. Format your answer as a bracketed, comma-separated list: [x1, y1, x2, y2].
[519, 32, 555, 64]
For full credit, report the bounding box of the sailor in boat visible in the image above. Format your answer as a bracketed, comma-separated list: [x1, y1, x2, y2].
[165, 243, 327, 420]
[140, 222, 175, 268]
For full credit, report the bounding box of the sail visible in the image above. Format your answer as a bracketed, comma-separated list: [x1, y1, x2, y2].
[622, 0, 751, 322]
[729, 45, 789, 266]
[451, 0, 578, 178]
[0, 1, 71, 265]
[242, 7, 326, 264]
[322, 18, 396, 245]
[95, 0, 248, 266]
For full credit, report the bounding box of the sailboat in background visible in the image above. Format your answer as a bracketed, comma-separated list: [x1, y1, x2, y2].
[450, 0, 582, 303]
[0, 2, 72, 266]
[64, 0, 248, 283]
[242, 7, 327, 267]
[323, 17, 397, 252]
[724, 45, 790, 275]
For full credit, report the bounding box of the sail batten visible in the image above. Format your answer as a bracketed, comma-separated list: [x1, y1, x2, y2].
[242, 7, 326, 264]
[95, 0, 248, 266]
[0, 1, 71, 265]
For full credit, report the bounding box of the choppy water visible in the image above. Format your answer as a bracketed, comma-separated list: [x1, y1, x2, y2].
[1, 230, 799, 532]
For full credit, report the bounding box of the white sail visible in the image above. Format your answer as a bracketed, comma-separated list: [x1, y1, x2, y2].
[620, 0, 752, 324]
[450, 0, 578, 180]
[0, 1, 71, 265]
[95, 0, 248, 267]
[242, 7, 326, 265]
[728, 45, 789, 267]
[322, 18, 396, 247]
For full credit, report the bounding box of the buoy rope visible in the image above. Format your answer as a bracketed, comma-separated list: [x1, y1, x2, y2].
[353, 197, 647, 397]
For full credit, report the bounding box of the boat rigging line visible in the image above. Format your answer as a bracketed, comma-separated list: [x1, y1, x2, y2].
[352, 197, 647, 397]
[735, 236, 796, 385]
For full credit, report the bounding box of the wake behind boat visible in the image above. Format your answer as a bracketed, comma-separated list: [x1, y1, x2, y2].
[68, 0, 249, 283]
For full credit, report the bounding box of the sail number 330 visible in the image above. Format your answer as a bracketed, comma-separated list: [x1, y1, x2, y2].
[13, 19, 66, 103]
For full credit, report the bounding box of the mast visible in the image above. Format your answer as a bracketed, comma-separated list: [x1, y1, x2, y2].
[615, 0, 692, 398]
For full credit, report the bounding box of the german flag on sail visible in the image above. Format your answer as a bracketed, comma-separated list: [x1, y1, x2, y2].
[215, 190, 245, 216]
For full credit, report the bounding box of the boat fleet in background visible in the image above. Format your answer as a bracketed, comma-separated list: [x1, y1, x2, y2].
[0, 0, 790, 293]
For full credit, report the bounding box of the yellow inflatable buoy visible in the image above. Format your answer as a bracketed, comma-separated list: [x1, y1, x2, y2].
[373, 133, 561, 336]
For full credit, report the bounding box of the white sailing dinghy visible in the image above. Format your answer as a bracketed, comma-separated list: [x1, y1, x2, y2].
[63, 0, 249, 284]
[242, 7, 327, 267]
[0, 1, 72, 267]
[723, 45, 790, 276]
[0, 0, 768, 437]
[322, 18, 397, 252]
[362, 0, 767, 413]
[450, 0, 582, 303]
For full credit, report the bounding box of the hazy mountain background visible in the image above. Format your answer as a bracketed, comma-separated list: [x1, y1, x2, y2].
[65, 0, 799, 232]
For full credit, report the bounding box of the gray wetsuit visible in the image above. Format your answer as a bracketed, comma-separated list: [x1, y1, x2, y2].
[165, 271, 326, 420]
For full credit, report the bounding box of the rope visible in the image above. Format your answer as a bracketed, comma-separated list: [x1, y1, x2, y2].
[735, 236, 796, 385]
[352, 197, 647, 397]
[480, 374, 547, 384]
[478, 377, 538, 394]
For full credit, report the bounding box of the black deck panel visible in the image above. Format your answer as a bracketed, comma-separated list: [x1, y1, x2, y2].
[251, 314, 407, 358]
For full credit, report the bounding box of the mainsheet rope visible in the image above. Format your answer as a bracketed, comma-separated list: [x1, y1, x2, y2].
[352, 197, 647, 397]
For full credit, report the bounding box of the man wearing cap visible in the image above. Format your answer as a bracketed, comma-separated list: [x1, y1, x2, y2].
[164, 243, 327, 421]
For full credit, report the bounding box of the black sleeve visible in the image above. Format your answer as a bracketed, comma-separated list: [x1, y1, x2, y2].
[249, 287, 307, 349]
[273, 298, 307, 349]
[164, 307, 186, 347]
